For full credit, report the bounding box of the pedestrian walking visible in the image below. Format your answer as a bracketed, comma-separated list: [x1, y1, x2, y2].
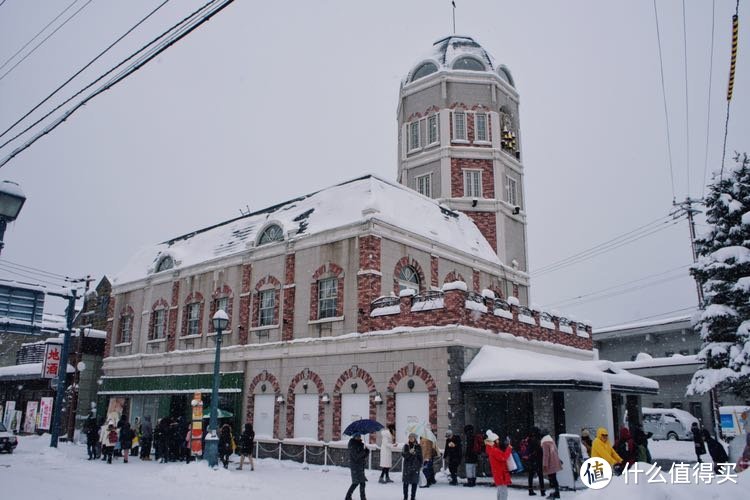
[526, 427, 545, 496]
[691, 422, 706, 463]
[444, 429, 463, 485]
[84, 414, 99, 460]
[119, 421, 135, 463]
[591, 428, 622, 468]
[632, 427, 652, 464]
[580, 429, 592, 458]
[485, 430, 512, 500]
[101, 422, 118, 464]
[157, 417, 171, 463]
[419, 435, 438, 487]
[463, 425, 482, 487]
[140, 415, 153, 460]
[541, 431, 562, 499]
[237, 423, 255, 470]
[702, 429, 728, 473]
[402, 432, 422, 500]
[379, 424, 395, 483]
[218, 423, 234, 469]
[345, 433, 369, 500]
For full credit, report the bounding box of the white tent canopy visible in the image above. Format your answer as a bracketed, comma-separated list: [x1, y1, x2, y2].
[460, 346, 658, 394]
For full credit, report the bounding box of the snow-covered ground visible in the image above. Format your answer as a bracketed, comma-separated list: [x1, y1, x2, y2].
[1, 435, 744, 500]
[650, 439, 703, 462]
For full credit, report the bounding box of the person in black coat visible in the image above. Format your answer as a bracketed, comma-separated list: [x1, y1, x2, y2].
[140, 416, 153, 460]
[691, 422, 706, 463]
[702, 429, 728, 473]
[157, 417, 171, 463]
[463, 425, 481, 487]
[237, 423, 255, 470]
[84, 414, 99, 460]
[119, 421, 135, 463]
[345, 433, 369, 500]
[444, 430, 463, 485]
[402, 433, 423, 500]
[218, 424, 234, 469]
[527, 426, 545, 496]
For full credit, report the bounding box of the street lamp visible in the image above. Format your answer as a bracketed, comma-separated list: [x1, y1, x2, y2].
[205, 309, 229, 468]
[0, 180, 26, 254]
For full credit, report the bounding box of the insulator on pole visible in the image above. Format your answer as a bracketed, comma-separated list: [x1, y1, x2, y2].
[727, 14, 738, 101]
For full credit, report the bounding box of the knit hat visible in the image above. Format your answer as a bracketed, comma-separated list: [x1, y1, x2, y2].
[486, 429, 499, 442]
[445, 430, 453, 437]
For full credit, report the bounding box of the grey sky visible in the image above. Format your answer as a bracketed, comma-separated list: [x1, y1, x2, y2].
[0, 0, 746, 327]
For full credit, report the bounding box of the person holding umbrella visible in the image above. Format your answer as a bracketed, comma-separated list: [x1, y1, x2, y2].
[402, 432, 423, 500]
[345, 433, 369, 500]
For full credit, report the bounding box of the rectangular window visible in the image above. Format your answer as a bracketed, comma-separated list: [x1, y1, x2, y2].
[214, 297, 228, 315]
[153, 309, 166, 340]
[475, 113, 488, 142]
[670, 402, 683, 410]
[318, 277, 337, 319]
[463, 169, 482, 198]
[259, 289, 275, 326]
[119, 316, 132, 343]
[689, 402, 703, 420]
[416, 173, 432, 198]
[408, 121, 421, 151]
[453, 111, 467, 141]
[187, 303, 200, 336]
[505, 175, 518, 206]
[427, 114, 439, 145]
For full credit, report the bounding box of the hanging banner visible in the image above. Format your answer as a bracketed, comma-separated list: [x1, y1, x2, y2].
[24, 401, 38, 433]
[39, 397, 54, 430]
[191, 392, 203, 456]
[13, 411, 22, 433]
[3, 401, 15, 429]
[42, 343, 62, 379]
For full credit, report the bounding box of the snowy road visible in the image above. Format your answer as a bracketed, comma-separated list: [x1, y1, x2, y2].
[1, 435, 744, 500]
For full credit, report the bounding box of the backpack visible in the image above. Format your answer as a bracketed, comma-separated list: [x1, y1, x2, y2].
[108, 430, 118, 444]
[472, 434, 483, 454]
[519, 437, 531, 461]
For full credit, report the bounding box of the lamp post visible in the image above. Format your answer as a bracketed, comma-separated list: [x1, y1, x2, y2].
[0, 180, 26, 255]
[204, 309, 228, 467]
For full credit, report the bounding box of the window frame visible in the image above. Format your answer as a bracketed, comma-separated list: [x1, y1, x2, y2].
[452, 111, 467, 142]
[408, 120, 421, 152]
[463, 169, 482, 198]
[397, 266, 420, 293]
[118, 314, 132, 344]
[317, 277, 338, 319]
[427, 114, 439, 145]
[152, 308, 167, 340]
[186, 303, 201, 336]
[258, 289, 275, 327]
[505, 175, 518, 206]
[474, 112, 489, 142]
[155, 256, 174, 273]
[415, 173, 432, 198]
[258, 224, 284, 245]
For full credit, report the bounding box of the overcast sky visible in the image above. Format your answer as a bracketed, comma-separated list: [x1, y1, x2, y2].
[0, 0, 747, 328]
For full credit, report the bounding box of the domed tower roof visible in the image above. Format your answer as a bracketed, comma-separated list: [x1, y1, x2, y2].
[403, 35, 514, 87]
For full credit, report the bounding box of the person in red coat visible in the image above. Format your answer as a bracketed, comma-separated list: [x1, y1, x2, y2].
[485, 430, 513, 500]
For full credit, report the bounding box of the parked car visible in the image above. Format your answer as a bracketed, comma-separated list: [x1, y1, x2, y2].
[641, 407, 700, 441]
[0, 422, 18, 453]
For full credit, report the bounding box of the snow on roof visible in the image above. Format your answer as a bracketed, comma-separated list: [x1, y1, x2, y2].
[460, 345, 658, 392]
[113, 175, 501, 285]
[593, 314, 693, 335]
[0, 362, 75, 380]
[614, 353, 702, 370]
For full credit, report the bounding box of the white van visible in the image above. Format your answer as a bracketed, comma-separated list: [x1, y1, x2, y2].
[641, 407, 700, 441]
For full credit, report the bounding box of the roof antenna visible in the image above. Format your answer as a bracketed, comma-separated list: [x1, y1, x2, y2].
[452, 1, 456, 34]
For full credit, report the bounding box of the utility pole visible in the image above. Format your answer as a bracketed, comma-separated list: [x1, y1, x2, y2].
[673, 197, 721, 439]
[67, 275, 94, 440]
[49, 288, 78, 448]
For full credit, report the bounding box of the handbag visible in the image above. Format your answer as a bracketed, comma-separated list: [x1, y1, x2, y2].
[512, 450, 525, 473]
[506, 452, 518, 472]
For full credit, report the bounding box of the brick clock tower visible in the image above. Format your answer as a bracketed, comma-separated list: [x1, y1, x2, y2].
[397, 36, 530, 302]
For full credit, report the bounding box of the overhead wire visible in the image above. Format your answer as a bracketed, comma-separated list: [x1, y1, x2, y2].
[0, 0, 94, 83]
[0, 264, 69, 287]
[701, 0, 716, 199]
[531, 213, 685, 277]
[0, 258, 72, 280]
[0, 0, 171, 142]
[0, 0, 78, 73]
[596, 306, 697, 330]
[653, 0, 677, 202]
[0, 0, 232, 163]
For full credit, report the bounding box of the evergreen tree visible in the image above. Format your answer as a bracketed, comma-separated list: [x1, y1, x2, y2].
[688, 153, 750, 397]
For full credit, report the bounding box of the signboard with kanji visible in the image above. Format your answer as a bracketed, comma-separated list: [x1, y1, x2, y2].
[38, 397, 53, 430]
[24, 401, 38, 433]
[191, 392, 203, 456]
[41, 343, 62, 379]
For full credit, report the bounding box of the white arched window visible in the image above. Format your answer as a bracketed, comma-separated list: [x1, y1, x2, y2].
[398, 266, 420, 293]
[411, 62, 438, 81]
[453, 56, 485, 71]
[155, 256, 174, 273]
[258, 224, 284, 245]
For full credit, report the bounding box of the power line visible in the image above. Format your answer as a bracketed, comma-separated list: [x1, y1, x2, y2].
[0, 0, 233, 164]
[531, 213, 684, 277]
[0, 264, 69, 287]
[681, 4, 693, 195]
[653, 0, 677, 202]
[0, 0, 94, 83]
[0, 0, 171, 142]
[542, 263, 691, 309]
[596, 306, 696, 330]
[0, 258, 72, 280]
[702, 0, 716, 199]
[0, 0, 78, 73]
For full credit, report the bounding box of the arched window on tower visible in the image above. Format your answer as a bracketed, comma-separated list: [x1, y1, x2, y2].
[398, 266, 420, 293]
[155, 256, 174, 273]
[452, 57, 485, 71]
[258, 224, 284, 245]
[411, 62, 438, 82]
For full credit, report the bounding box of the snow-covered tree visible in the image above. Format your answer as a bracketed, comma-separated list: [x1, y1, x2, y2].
[688, 153, 750, 397]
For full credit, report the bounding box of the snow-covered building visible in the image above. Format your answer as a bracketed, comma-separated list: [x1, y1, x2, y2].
[100, 36, 655, 453]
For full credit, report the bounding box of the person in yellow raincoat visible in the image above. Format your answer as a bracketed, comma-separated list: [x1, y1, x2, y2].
[590, 427, 622, 467]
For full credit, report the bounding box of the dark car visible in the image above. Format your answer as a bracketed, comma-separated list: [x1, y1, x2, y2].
[0, 422, 18, 453]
